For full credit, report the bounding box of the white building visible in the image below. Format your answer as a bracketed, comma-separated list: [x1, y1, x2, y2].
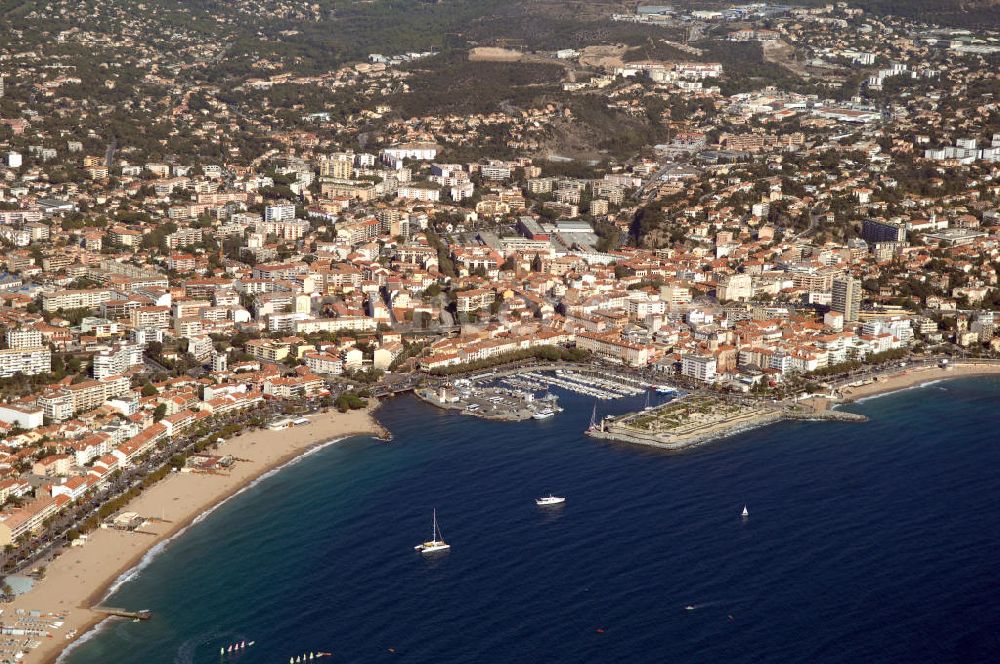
[92, 344, 144, 379]
[0, 404, 43, 430]
[264, 203, 296, 223]
[6, 328, 42, 350]
[681, 354, 717, 383]
[381, 143, 438, 164]
[0, 347, 50, 378]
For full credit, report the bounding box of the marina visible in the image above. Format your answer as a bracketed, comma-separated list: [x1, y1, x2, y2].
[416, 383, 562, 421]
[61, 381, 1000, 664]
[518, 370, 647, 400]
[419, 368, 681, 423]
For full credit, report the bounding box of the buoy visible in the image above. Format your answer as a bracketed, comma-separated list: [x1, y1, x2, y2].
[595, 628, 605, 634]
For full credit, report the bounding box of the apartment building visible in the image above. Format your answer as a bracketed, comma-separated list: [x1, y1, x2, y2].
[456, 289, 496, 313]
[92, 344, 144, 379]
[42, 289, 111, 312]
[6, 327, 43, 349]
[0, 495, 59, 546]
[0, 347, 50, 377]
[681, 354, 718, 383]
[576, 332, 652, 367]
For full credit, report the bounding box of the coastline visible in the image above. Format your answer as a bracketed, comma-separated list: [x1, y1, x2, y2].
[6, 405, 387, 664]
[837, 362, 1000, 403]
[588, 361, 1000, 452]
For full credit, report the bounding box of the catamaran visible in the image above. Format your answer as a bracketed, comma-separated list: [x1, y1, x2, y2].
[414, 509, 450, 554]
[536, 494, 566, 506]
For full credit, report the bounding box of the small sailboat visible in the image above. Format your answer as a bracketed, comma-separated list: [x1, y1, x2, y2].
[741, 505, 749, 518]
[228, 645, 234, 653]
[414, 509, 450, 554]
[643, 389, 653, 411]
[588, 401, 598, 431]
[536, 494, 566, 506]
[220, 647, 225, 656]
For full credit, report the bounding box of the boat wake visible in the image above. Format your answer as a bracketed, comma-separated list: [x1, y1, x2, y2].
[684, 598, 739, 612]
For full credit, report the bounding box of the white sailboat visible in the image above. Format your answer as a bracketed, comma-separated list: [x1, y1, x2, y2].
[643, 389, 653, 411]
[741, 505, 749, 518]
[414, 509, 450, 554]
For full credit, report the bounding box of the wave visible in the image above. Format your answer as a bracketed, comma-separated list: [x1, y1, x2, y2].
[854, 379, 945, 404]
[106, 435, 350, 595]
[55, 618, 114, 663]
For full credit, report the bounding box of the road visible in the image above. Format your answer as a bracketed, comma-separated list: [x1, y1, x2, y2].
[0, 406, 276, 577]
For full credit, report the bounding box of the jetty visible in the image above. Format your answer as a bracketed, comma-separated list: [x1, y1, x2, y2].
[93, 607, 152, 621]
[588, 395, 867, 450]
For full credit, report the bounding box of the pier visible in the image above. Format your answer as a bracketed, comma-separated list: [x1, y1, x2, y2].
[93, 607, 152, 621]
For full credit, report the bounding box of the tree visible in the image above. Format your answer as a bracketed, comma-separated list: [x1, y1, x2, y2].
[140, 383, 158, 397]
[153, 403, 167, 422]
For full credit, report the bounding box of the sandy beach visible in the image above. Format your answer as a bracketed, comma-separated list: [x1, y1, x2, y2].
[2, 406, 386, 664]
[838, 362, 1000, 402]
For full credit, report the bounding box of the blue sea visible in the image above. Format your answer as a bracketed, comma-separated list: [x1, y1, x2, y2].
[64, 377, 1000, 664]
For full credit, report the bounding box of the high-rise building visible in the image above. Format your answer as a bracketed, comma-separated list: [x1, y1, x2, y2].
[831, 276, 862, 323]
[264, 202, 296, 223]
[320, 152, 354, 180]
[861, 219, 906, 244]
[92, 344, 144, 379]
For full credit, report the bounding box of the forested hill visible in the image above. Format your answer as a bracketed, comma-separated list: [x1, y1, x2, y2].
[0, 0, 996, 83]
